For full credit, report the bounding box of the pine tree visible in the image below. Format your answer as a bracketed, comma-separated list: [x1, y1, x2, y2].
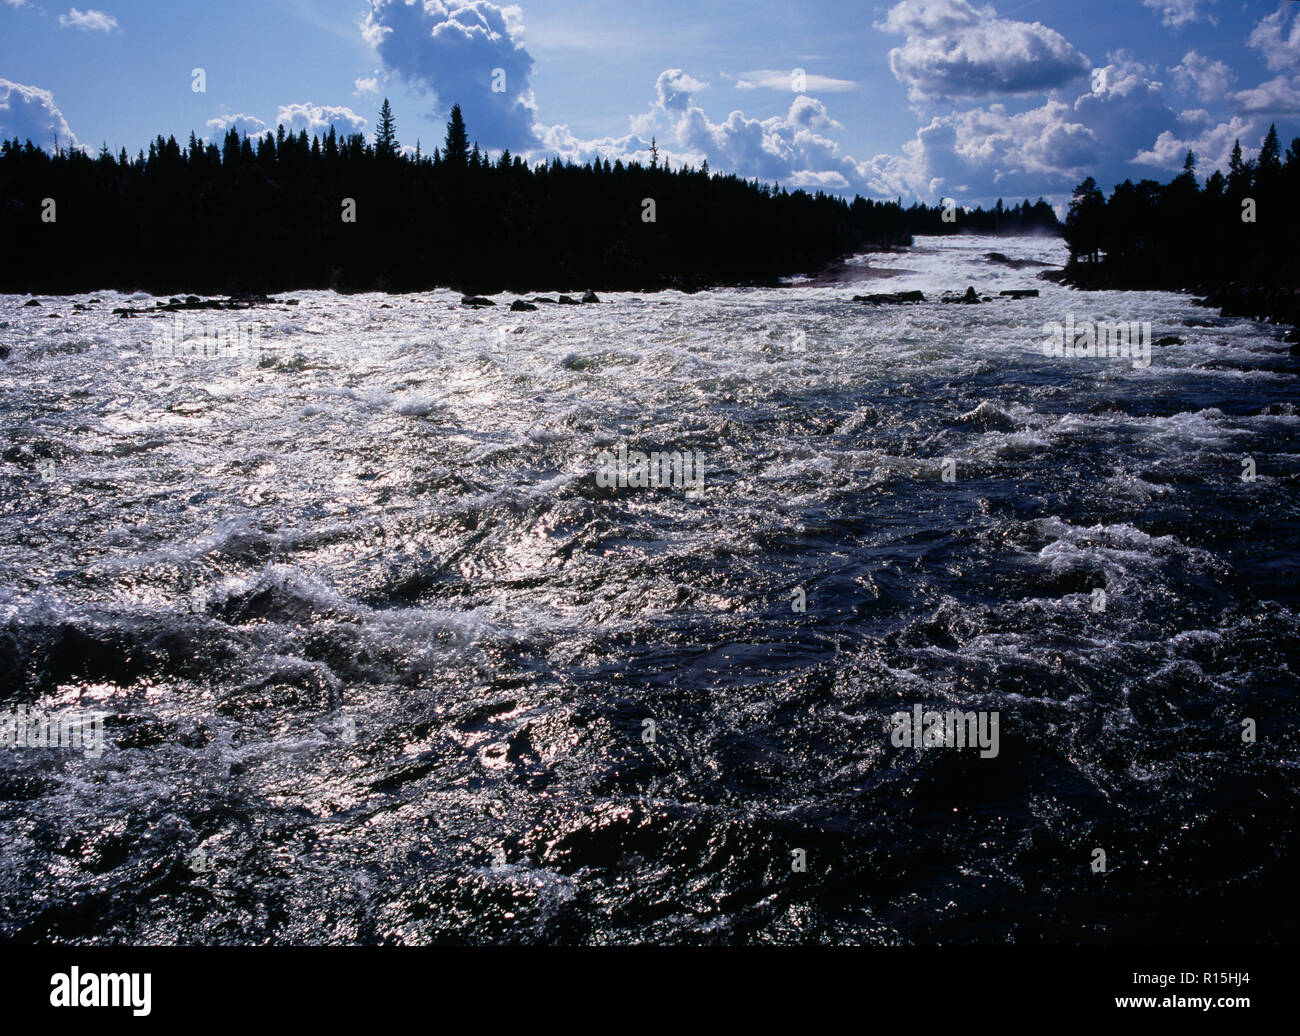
[1228, 139, 1246, 191]
[375, 98, 398, 157]
[444, 104, 469, 167]
[1258, 123, 1281, 175]
[1064, 176, 1105, 263]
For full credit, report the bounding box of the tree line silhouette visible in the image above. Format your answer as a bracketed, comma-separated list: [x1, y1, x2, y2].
[1062, 123, 1300, 292]
[0, 101, 1059, 296]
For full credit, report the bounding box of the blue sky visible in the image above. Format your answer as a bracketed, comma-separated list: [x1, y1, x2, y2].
[2, 0, 1298, 210]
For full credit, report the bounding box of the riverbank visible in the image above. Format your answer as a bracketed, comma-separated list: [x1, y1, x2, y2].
[1046, 263, 1300, 351]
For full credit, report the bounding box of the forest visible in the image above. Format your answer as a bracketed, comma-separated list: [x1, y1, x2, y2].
[1062, 122, 1300, 292]
[0, 101, 1060, 295]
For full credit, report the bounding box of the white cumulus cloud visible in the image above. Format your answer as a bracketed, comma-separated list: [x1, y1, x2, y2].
[655, 69, 708, 112]
[1134, 115, 1258, 172]
[362, 0, 538, 150]
[275, 103, 368, 138]
[1170, 51, 1235, 103]
[880, 0, 1090, 102]
[1229, 75, 1300, 115]
[57, 7, 117, 32]
[1247, 4, 1300, 72]
[0, 78, 79, 151]
[204, 113, 270, 140]
[1141, 0, 1218, 30]
[863, 100, 1096, 201]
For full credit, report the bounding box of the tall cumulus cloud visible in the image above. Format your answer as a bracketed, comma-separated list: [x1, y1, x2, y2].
[0, 79, 79, 151]
[362, 0, 539, 150]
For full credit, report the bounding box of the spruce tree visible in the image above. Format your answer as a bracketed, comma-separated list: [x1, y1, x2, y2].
[1228, 139, 1247, 193]
[444, 104, 469, 167]
[1258, 123, 1281, 175]
[375, 98, 398, 157]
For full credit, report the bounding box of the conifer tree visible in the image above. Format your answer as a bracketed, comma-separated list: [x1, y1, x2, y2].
[375, 98, 398, 158]
[1258, 123, 1281, 176]
[444, 104, 469, 167]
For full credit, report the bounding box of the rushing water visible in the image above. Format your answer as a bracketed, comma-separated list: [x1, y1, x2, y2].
[1, 234, 1297, 945]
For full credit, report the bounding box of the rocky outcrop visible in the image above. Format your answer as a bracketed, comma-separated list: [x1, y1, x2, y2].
[1055, 265, 1300, 350]
[984, 252, 1052, 270]
[848, 285, 1039, 306]
[110, 294, 292, 317]
[461, 295, 495, 307]
[1193, 283, 1300, 327]
[510, 300, 537, 311]
[852, 290, 926, 304]
[1188, 283, 1300, 351]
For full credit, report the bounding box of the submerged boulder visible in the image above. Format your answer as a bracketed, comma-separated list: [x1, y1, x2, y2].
[942, 286, 983, 304]
[852, 290, 925, 304]
[984, 252, 1051, 270]
[958, 401, 1018, 431]
[510, 300, 538, 312]
[461, 295, 495, 307]
[999, 289, 1039, 299]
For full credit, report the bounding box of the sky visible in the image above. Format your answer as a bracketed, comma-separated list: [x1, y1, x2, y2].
[2, 0, 1299, 210]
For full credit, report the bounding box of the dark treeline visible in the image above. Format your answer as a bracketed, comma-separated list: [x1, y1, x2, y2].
[0, 101, 1059, 295]
[906, 197, 1059, 237]
[1062, 123, 1300, 293]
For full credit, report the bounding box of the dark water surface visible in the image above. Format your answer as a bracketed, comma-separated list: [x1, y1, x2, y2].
[1, 235, 1297, 944]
